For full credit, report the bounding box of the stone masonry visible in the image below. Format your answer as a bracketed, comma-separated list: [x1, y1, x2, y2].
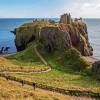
[60, 13, 71, 24]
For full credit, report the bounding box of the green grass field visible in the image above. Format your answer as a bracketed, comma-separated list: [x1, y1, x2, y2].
[9, 69, 100, 92]
[0, 42, 47, 72]
[5, 42, 100, 93]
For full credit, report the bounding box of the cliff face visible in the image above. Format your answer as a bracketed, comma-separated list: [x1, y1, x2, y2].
[14, 21, 93, 56]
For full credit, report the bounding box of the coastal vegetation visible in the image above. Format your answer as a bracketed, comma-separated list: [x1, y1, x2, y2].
[0, 78, 71, 100]
[0, 20, 100, 99]
[14, 21, 93, 56]
[6, 42, 100, 93]
[0, 42, 48, 72]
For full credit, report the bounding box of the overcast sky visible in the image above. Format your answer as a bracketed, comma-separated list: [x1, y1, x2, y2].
[0, 0, 100, 18]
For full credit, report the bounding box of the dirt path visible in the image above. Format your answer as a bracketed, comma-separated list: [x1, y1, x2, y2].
[0, 46, 98, 100]
[0, 77, 71, 99]
[0, 77, 94, 100]
[0, 69, 51, 74]
[34, 45, 51, 70]
[0, 45, 51, 74]
[34, 45, 48, 65]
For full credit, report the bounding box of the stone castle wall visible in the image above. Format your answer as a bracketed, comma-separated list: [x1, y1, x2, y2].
[60, 13, 71, 24]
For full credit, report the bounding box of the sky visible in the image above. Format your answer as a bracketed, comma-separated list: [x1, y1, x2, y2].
[0, 0, 100, 18]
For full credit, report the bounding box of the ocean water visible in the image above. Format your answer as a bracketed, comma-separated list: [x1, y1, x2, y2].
[0, 18, 100, 59]
[83, 19, 100, 59]
[0, 18, 33, 53]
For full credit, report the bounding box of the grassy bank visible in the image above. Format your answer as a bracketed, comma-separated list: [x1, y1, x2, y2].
[0, 42, 47, 72]
[6, 43, 100, 93]
[9, 69, 100, 92]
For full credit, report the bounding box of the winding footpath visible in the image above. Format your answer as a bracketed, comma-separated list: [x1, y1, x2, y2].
[0, 45, 51, 74]
[0, 75, 93, 100]
[34, 45, 51, 71]
[0, 77, 72, 100]
[0, 46, 98, 100]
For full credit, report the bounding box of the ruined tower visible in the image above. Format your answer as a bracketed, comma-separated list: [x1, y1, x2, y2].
[60, 13, 68, 24]
[67, 13, 71, 24]
[60, 13, 71, 24]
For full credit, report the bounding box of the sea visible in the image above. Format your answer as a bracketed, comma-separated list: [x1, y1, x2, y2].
[0, 18, 100, 59]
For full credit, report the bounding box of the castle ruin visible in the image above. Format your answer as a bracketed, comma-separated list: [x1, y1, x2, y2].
[60, 13, 71, 24]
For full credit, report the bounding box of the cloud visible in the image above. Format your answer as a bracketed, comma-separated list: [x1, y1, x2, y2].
[81, 3, 96, 8]
[80, 3, 100, 10]
[0, 0, 100, 18]
[96, 4, 100, 10]
[67, 2, 100, 18]
[97, 7, 100, 10]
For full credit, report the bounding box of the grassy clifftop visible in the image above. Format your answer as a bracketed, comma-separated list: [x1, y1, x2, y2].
[6, 42, 100, 93]
[14, 20, 93, 56]
[4, 20, 100, 94]
[3, 42, 48, 72]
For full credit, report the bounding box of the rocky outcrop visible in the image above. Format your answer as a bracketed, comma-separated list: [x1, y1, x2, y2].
[39, 22, 93, 56]
[0, 47, 4, 54]
[92, 61, 100, 74]
[10, 28, 17, 35]
[40, 26, 72, 52]
[68, 22, 93, 56]
[14, 21, 93, 56]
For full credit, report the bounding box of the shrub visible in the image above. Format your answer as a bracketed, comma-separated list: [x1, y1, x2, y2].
[66, 48, 80, 60]
[64, 48, 90, 71]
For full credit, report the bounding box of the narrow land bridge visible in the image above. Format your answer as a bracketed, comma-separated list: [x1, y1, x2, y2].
[0, 45, 51, 74]
[0, 45, 99, 100]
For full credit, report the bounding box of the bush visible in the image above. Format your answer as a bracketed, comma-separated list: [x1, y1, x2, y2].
[64, 48, 90, 71]
[66, 48, 80, 60]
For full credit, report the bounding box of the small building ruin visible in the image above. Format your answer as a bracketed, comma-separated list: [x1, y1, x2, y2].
[60, 13, 71, 24]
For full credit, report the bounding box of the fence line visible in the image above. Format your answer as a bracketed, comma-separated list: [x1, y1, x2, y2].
[0, 73, 100, 100]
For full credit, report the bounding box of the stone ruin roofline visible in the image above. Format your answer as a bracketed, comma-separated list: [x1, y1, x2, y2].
[61, 13, 70, 16]
[60, 13, 71, 24]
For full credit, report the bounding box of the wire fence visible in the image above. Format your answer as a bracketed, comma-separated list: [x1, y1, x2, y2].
[0, 73, 100, 100]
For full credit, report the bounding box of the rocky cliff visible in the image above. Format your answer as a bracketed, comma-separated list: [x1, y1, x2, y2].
[14, 21, 93, 56]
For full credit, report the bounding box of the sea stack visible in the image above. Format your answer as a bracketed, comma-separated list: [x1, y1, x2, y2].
[13, 13, 93, 56]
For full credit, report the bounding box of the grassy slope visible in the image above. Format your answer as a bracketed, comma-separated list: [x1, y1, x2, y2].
[8, 44, 100, 92]
[0, 78, 71, 100]
[3, 20, 99, 92]
[15, 21, 50, 45]
[1, 42, 47, 72]
[6, 41, 40, 62]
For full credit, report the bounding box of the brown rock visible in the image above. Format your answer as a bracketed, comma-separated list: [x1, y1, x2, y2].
[40, 26, 72, 52]
[39, 22, 93, 56]
[92, 61, 100, 74]
[14, 21, 93, 56]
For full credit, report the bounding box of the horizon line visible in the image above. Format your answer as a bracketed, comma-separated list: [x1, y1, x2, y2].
[0, 17, 100, 19]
